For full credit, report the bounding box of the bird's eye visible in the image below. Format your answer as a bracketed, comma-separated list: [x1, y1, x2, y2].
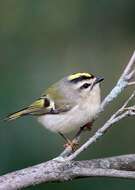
[80, 83, 90, 89]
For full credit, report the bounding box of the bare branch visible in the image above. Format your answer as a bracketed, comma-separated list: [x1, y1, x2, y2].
[0, 154, 135, 190]
[101, 51, 135, 110]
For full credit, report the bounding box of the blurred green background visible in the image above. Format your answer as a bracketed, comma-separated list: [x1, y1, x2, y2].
[0, 0, 135, 189]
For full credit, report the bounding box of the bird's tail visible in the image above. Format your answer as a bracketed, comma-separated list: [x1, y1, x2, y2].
[3, 98, 47, 121]
[4, 107, 31, 121]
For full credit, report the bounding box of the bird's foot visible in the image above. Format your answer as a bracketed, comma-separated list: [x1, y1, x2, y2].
[83, 122, 93, 131]
[64, 139, 79, 151]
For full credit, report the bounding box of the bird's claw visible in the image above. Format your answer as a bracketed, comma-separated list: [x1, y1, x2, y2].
[64, 139, 79, 151]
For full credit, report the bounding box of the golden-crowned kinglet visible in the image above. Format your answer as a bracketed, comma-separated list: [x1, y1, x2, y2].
[5, 72, 104, 147]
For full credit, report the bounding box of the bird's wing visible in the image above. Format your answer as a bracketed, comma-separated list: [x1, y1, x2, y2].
[28, 94, 74, 115]
[5, 95, 74, 121]
[41, 84, 76, 114]
[5, 83, 75, 121]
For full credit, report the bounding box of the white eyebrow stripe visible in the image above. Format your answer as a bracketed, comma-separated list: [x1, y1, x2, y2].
[74, 80, 91, 90]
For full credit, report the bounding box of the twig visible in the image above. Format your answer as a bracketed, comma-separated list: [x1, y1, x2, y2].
[101, 50, 135, 110]
[120, 90, 135, 110]
[128, 81, 135, 86]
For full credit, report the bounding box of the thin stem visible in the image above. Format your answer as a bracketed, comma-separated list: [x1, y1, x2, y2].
[121, 51, 135, 77]
[128, 81, 135, 86]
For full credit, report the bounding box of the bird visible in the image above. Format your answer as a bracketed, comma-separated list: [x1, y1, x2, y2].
[5, 72, 104, 149]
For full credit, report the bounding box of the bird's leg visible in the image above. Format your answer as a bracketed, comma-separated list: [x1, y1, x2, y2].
[68, 121, 93, 150]
[75, 121, 93, 140]
[74, 127, 84, 141]
[59, 122, 93, 152]
[62, 127, 84, 151]
[82, 121, 93, 131]
[59, 132, 71, 143]
[58, 132, 79, 151]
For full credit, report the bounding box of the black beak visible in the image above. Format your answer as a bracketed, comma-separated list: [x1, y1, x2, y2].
[95, 76, 104, 84]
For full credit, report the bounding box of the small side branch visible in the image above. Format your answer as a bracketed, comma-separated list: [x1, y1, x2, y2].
[101, 50, 135, 110]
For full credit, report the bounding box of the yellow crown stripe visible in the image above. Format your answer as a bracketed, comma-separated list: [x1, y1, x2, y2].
[68, 73, 91, 81]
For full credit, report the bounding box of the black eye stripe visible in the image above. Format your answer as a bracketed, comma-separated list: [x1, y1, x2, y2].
[44, 98, 50, 107]
[40, 96, 50, 107]
[80, 83, 91, 89]
[70, 75, 94, 83]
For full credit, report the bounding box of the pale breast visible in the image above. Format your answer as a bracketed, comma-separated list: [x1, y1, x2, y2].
[38, 99, 100, 134]
[38, 84, 101, 134]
